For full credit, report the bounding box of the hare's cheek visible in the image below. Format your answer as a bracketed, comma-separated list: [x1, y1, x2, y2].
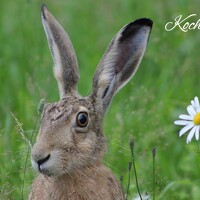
[48, 150, 69, 175]
[73, 132, 88, 142]
[46, 150, 71, 176]
[76, 133, 97, 153]
[72, 124, 89, 141]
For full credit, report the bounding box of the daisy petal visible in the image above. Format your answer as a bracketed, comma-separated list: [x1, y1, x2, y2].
[191, 100, 197, 112]
[187, 105, 196, 116]
[179, 114, 193, 120]
[194, 96, 200, 112]
[179, 122, 194, 137]
[194, 96, 200, 107]
[191, 100, 195, 108]
[174, 120, 191, 126]
[186, 126, 196, 143]
[195, 125, 200, 140]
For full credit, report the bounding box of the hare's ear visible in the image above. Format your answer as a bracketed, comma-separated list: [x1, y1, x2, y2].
[92, 19, 153, 114]
[41, 4, 79, 99]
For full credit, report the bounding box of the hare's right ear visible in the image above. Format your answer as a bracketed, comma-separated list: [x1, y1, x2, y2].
[91, 19, 153, 115]
[41, 4, 79, 99]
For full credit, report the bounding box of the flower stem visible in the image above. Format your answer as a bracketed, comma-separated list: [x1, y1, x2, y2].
[125, 162, 132, 200]
[130, 138, 143, 200]
[120, 175, 124, 196]
[196, 141, 200, 154]
[152, 147, 156, 200]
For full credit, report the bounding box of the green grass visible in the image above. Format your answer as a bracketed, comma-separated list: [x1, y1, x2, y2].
[1, 0, 200, 199]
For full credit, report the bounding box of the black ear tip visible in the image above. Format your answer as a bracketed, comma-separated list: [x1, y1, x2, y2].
[41, 3, 47, 11]
[132, 18, 153, 28]
[41, 3, 47, 19]
[120, 18, 153, 42]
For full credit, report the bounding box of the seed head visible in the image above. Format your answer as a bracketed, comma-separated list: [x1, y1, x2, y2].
[38, 98, 45, 114]
[129, 138, 134, 157]
[152, 147, 157, 158]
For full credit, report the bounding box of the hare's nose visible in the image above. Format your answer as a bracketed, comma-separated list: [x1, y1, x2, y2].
[37, 154, 51, 166]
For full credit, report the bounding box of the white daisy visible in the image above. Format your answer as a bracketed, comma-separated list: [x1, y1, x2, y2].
[174, 96, 200, 143]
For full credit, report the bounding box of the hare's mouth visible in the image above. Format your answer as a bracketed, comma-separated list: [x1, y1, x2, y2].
[38, 164, 53, 176]
[31, 156, 53, 176]
[31, 150, 70, 177]
[38, 166, 50, 175]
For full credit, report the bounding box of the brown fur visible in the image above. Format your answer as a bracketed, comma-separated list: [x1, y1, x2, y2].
[29, 164, 123, 200]
[29, 4, 152, 200]
[29, 97, 123, 199]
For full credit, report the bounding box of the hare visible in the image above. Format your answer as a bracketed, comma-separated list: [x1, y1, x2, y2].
[29, 4, 153, 200]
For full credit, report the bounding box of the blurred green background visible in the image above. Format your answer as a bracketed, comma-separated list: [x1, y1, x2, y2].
[1, 0, 200, 199]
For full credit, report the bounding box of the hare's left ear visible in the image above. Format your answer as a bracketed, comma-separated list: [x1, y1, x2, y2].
[41, 4, 79, 99]
[91, 19, 153, 114]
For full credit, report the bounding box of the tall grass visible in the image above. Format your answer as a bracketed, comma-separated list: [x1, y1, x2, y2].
[1, 0, 200, 199]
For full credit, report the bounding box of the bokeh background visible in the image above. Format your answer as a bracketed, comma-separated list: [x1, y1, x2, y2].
[1, 0, 200, 199]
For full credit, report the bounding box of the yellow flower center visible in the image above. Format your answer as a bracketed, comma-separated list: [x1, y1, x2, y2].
[193, 112, 200, 125]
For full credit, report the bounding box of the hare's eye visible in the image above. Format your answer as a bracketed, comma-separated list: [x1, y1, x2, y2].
[76, 112, 88, 127]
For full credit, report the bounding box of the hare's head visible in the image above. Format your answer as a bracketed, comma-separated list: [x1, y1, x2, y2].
[31, 4, 153, 177]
